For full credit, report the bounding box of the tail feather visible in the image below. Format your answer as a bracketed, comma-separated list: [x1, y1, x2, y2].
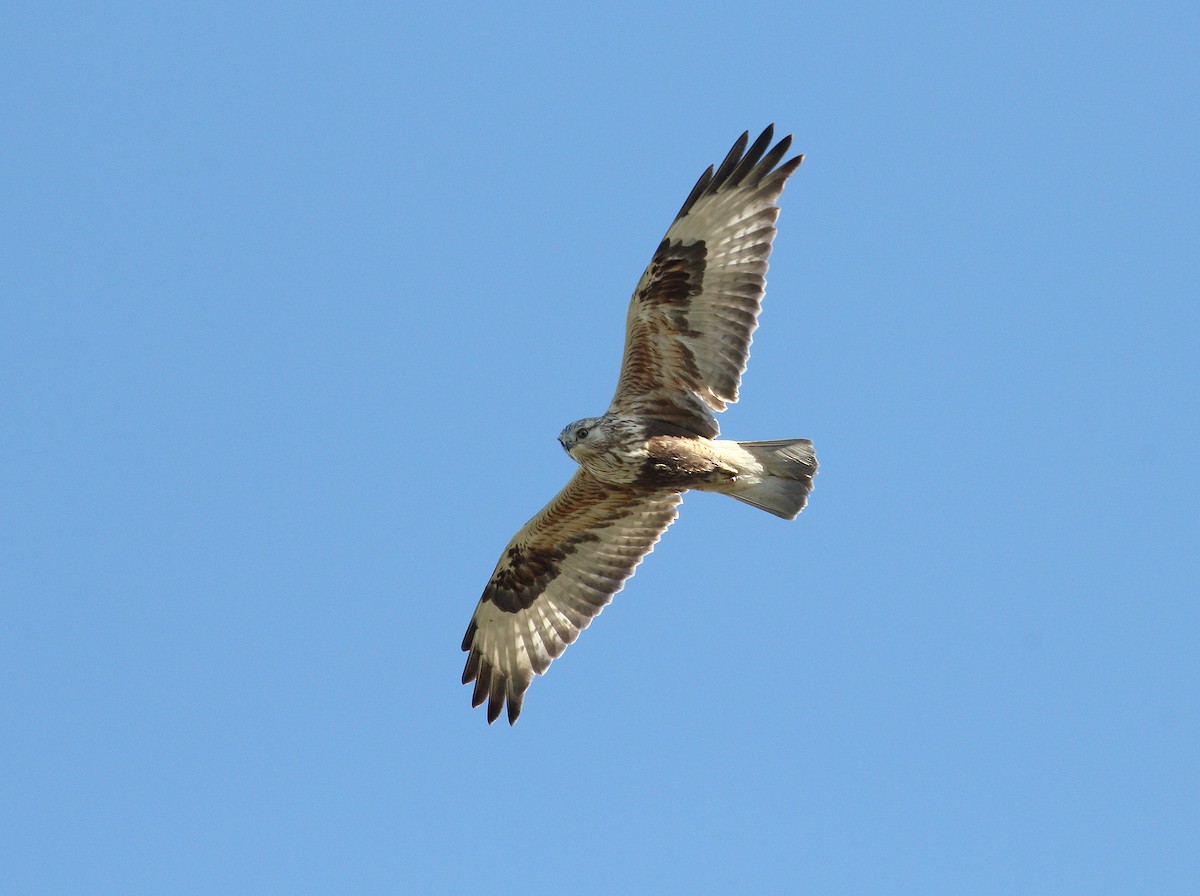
[723, 438, 817, 520]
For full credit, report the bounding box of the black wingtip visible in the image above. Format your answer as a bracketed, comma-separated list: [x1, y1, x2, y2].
[728, 125, 776, 184]
[461, 648, 480, 686]
[752, 131, 792, 181]
[487, 678, 505, 724]
[709, 129, 751, 193]
[471, 658, 491, 707]
[673, 126, 802, 223]
[460, 619, 477, 652]
[674, 164, 715, 220]
[506, 690, 523, 725]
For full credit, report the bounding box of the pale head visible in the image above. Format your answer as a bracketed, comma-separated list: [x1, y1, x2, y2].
[557, 416, 605, 463]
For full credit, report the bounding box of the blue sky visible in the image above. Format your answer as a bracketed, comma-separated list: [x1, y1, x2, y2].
[3, 2, 1197, 893]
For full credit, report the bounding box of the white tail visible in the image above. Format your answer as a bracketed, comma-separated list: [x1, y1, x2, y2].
[709, 439, 818, 520]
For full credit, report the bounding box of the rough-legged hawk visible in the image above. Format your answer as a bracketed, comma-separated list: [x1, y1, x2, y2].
[461, 126, 817, 724]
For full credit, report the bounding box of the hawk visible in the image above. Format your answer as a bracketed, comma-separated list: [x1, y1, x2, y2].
[461, 126, 817, 724]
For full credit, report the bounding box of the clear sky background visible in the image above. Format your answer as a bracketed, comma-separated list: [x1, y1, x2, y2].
[3, 2, 1197, 893]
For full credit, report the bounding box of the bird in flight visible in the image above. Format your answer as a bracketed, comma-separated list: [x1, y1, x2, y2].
[461, 126, 817, 724]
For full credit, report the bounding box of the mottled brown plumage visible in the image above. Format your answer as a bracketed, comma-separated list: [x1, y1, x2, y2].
[638, 435, 737, 488]
[461, 126, 817, 724]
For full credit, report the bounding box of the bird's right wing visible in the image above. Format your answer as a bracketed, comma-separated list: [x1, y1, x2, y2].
[608, 126, 803, 438]
[461, 469, 682, 725]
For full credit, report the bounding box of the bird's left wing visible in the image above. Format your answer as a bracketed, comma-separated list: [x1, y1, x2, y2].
[608, 126, 803, 438]
[461, 469, 682, 725]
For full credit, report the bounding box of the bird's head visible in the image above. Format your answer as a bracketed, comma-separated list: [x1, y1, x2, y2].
[557, 416, 605, 463]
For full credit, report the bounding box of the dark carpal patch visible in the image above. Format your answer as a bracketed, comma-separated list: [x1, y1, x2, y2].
[644, 239, 706, 307]
[482, 509, 616, 615]
[485, 539, 591, 613]
[614, 238, 719, 437]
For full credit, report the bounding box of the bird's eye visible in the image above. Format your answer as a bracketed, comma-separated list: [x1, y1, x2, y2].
[577, 428, 589, 439]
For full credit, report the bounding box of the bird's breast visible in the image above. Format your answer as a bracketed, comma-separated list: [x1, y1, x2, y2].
[573, 418, 731, 489]
[575, 441, 646, 485]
